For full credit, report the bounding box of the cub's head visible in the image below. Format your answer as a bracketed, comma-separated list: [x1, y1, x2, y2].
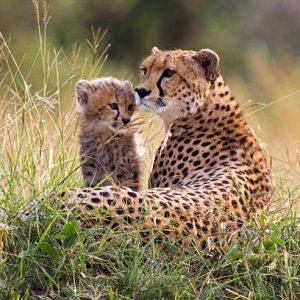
[76, 78, 135, 132]
[135, 47, 220, 123]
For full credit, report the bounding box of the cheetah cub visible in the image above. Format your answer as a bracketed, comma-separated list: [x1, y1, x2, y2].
[76, 77, 141, 190]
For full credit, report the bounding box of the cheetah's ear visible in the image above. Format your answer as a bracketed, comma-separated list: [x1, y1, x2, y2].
[192, 49, 220, 82]
[76, 80, 90, 105]
[151, 46, 160, 55]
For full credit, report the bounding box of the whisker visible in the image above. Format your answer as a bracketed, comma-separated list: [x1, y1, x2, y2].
[141, 96, 167, 110]
[157, 98, 166, 107]
[143, 96, 165, 104]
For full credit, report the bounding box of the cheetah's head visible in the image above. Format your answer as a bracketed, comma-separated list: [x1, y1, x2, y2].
[76, 77, 136, 132]
[135, 47, 219, 126]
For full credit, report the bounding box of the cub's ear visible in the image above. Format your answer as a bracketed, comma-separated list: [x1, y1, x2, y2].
[151, 46, 160, 55]
[192, 49, 220, 81]
[76, 80, 90, 105]
[123, 80, 133, 90]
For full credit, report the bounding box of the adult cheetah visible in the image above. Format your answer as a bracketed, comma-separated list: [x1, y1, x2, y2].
[25, 48, 272, 250]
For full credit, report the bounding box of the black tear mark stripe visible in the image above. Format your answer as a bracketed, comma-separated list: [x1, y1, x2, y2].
[156, 57, 168, 98]
[115, 109, 119, 121]
[156, 73, 165, 98]
[115, 94, 120, 121]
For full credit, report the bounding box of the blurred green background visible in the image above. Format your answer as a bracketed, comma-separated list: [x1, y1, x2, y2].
[2, 0, 300, 72]
[0, 0, 299, 186]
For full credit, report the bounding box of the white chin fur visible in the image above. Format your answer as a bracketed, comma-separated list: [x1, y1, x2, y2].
[135, 92, 169, 114]
[135, 96, 152, 113]
[138, 102, 155, 113]
[135, 92, 141, 106]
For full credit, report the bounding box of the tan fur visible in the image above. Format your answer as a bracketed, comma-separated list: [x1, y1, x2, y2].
[76, 77, 140, 190]
[24, 49, 272, 251]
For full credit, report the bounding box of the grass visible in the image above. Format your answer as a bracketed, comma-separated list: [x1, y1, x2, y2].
[1, 193, 299, 299]
[0, 2, 300, 299]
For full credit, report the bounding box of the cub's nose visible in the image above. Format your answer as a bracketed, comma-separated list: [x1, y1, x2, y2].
[122, 118, 130, 125]
[135, 87, 151, 99]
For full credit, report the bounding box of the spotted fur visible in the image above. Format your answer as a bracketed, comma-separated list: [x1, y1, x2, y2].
[23, 49, 272, 250]
[76, 77, 140, 190]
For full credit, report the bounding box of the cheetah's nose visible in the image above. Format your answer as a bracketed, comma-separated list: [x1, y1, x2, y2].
[122, 118, 130, 125]
[135, 87, 151, 99]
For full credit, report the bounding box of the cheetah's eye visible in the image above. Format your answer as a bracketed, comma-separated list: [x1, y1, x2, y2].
[128, 104, 135, 111]
[162, 69, 176, 78]
[108, 103, 119, 110]
[139, 67, 147, 76]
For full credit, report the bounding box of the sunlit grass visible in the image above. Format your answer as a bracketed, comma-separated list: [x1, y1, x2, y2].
[1, 189, 299, 299]
[0, 1, 299, 298]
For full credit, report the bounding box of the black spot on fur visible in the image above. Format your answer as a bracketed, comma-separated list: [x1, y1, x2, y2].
[91, 197, 100, 203]
[128, 191, 137, 198]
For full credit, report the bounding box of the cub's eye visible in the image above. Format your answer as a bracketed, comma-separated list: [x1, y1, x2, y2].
[108, 103, 118, 110]
[139, 67, 147, 76]
[128, 104, 135, 111]
[162, 69, 176, 78]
